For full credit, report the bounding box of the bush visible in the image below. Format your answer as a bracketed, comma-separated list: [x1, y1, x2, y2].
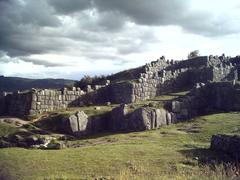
[74, 75, 108, 89]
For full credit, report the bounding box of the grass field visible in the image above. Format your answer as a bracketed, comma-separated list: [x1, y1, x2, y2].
[0, 112, 240, 179]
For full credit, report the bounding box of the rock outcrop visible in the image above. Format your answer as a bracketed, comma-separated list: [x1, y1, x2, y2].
[110, 105, 176, 132]
[128, 107, 175, 131]
[62, 111, 89, 135]
[210, 134, 240, 160]
[168, 82, 240, 121]
[0, 134, 66, 150]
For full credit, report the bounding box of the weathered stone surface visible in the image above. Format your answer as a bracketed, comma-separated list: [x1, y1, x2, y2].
[76, 111, 88, 132]
[63, 111, 89, 135]
[110, 105, 171, 132]
[128, 107, 152, 130]
[155, 108, 167, 127]
[95, 106, 101, 110]
[172, 101, 181, 113]
[68, 115, 79, 133]
[110, 104, 129, 131]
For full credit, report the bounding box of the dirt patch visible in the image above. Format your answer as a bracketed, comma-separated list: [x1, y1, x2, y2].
[67, 138, 119, 148]
[177, 126, 202, 134]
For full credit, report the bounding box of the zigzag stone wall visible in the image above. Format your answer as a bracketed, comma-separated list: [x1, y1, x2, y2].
[0, 55, 240, 117]
[108, 55, 240, 103]
[0, 88, 88, 117]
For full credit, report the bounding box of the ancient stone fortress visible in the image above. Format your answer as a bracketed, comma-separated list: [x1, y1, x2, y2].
[1, 54, 240, 154]
[0, 54, 240, 118]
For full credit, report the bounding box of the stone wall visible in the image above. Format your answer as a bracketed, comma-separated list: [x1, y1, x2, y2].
[108, 81, 240, 132]
[0, 87, 88, 117]
[0, 83, 113, 117]
[108, 55, 240, 104]
[2, 91, 33, 117]
[169, 82, 240, 121]
[51, 55, 240, 105]
[1, 54, 240, 117]
[29, 88, 86, 116]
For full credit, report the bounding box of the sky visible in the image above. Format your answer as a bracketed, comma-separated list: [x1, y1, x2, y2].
[0, 0, 240, 80]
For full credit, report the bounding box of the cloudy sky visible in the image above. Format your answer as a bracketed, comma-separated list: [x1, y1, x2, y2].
[0, 0, 240, 80]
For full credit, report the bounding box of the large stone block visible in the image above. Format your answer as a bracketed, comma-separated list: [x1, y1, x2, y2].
[31, 101, 37, 110]
[110, 104, 129, 131]
[172, 101, 181, 113]
[155, 108, 167, 127]
[63, 111, 89, 136]
[68, 114, 79, 133]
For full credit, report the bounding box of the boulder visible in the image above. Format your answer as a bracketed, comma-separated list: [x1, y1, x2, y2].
[110, 105, 173, 132]
[128, 107, 151, 131]
[105, 102, 111, 106]
[172, 101, 181, 113]
[128, 107, 169, 131]
[68, 115, 79, 133]
[45, 141, 66, 150]
[95, 106, 101, 110]
[110, 104, 129, 131]
[155, 108, 168, 127]
[63, 111, 89, 135]
[77, 111, 88, 133]
[166, 112, 172, 125]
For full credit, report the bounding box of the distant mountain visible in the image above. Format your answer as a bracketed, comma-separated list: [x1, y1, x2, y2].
[0, 76, 76, 92]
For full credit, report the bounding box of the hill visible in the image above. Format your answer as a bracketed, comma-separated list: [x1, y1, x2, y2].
[0, 76, 76, 92]
[0, 112, 239, 179]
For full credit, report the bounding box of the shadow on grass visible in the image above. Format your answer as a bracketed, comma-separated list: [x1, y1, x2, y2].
[0, 164, 14, 180]
[179, 147, 238, 166]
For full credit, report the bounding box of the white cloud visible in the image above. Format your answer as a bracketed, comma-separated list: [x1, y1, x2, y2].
[0, 0, 240, 79]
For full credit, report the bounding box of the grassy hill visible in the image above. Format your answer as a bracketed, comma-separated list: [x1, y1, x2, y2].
[0, 112, 240, 179]
[0, 76, 75, 92]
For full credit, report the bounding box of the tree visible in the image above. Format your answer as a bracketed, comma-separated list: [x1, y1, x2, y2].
[74, 75, 107, 89]
[188, 50, 200, 59]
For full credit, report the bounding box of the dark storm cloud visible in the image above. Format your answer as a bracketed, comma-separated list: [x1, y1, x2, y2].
[93, 0, 188, 26]
[0, 51, 66, 67]
[0, 0, 62, 56]
[20, 57, 68, 67]
[93, 0, 239, 36]
[48, 0, 92, 14]
[0, 51, 17, 63]
[0, 0, 239, 62]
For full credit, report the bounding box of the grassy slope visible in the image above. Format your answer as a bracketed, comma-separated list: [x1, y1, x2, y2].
[0, 112, 240, 179]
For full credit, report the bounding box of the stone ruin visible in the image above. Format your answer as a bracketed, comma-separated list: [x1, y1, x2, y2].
[0, 54, 240, 120]
[0, 82, 110, 117]
[109, 81, 240, 132]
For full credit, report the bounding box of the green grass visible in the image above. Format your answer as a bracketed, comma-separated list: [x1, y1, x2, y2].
[129, 91, 189, 111]
[0, 112, 240, 179]
[0, 123, 18, 136]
